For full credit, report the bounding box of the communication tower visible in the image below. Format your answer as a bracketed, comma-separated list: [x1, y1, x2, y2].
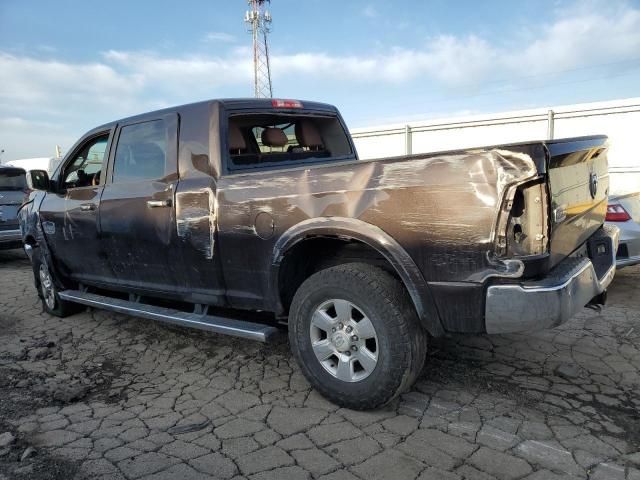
[245, 0, 273, 98]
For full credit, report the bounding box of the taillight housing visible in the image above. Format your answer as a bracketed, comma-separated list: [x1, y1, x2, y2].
[606, 203, 631, 222]
[496, 179, 549, 257]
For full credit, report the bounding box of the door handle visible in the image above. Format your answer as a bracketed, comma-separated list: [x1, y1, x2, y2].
[147, 199, 172, 208]
[80, 203, 96, 211]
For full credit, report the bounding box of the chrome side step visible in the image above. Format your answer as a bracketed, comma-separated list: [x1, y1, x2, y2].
[58, 290, 279, 343]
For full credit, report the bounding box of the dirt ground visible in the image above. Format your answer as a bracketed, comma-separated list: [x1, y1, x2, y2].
[0, 248, 639, 480]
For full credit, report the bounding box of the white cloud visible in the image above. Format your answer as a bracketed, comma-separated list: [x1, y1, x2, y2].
[203, 32, 237, 43]
[514, 7, 640, 76]
[0, 52, 145, 113]
[103, 49, 252, 94]
[0, 117, 77, 161]
[1, 1, 639, 158]
[363, 5, 378, 18]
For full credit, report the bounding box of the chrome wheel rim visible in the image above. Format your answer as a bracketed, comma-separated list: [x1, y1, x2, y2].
[309, 299, 379, 382]
[39, 264, 56, 310]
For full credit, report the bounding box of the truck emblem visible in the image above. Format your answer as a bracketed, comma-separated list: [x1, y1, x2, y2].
[589, 172, 598, 199]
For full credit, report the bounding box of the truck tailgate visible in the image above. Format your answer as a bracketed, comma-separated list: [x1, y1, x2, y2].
[546, 136, 609, 267]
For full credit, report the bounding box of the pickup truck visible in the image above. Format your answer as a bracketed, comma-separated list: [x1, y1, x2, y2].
[19, 98, 619, 409]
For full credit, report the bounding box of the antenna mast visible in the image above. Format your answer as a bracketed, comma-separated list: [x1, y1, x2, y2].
[245, 0, 273, 98]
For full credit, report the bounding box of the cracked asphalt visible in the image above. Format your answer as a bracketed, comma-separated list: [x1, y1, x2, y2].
[0, 249, 639, 480]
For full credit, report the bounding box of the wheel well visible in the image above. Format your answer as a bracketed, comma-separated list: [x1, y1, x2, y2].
[278, 236, 397, 315]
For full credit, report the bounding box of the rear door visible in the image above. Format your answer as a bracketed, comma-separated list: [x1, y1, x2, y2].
[99, 114, 179, 292]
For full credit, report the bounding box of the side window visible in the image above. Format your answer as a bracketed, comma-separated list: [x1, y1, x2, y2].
[112, 120, 166, 183]
[63, 135, 109, 189]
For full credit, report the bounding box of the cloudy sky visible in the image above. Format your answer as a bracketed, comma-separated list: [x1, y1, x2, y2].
[1, 0, 639, 161]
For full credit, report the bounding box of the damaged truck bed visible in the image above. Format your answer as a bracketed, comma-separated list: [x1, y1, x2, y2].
[19, 98, 618, 409]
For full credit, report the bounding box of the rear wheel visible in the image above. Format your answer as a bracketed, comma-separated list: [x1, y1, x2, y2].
[32, 248, 82, 317]
[288, 263, 427, 410]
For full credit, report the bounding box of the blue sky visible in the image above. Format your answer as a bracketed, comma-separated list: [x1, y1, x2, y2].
[1, 0, 639, 160]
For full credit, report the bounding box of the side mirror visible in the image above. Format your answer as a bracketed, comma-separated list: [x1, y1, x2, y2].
[26, 170, 51, 191]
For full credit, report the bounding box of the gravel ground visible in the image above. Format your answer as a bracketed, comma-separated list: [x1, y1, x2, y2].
[0, 248, 639, 480]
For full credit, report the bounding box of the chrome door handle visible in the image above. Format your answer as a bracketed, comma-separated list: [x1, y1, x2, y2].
[80, 203, 96, 211]
[147, 199, 172, 208]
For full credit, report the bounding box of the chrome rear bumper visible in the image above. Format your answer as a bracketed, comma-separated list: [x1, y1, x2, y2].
[485, 225, 619, 334]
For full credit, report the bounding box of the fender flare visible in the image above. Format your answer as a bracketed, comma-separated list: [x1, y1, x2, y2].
[269, 217, 444, 337]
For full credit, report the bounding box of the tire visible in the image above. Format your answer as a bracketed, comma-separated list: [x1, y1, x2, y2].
[32, 247, 83, 317]
[288, 262, 428, 410]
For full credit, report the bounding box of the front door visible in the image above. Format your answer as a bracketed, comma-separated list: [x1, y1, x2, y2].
[99, 114, 178, 293]
[38, 132, 113, 282]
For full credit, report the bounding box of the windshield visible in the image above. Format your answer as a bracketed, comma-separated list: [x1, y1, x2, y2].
[0, 170, 27, 190]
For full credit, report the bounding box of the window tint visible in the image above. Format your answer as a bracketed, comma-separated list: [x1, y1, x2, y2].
[63, 135, 108, 189]
[113, 120, 166, 183]
[228, 114, 353, 170]
[0, 170, 27, 190]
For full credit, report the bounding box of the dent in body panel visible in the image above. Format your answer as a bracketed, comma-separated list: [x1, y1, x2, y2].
[218, 144, 538, 330]
[220, 147, 538, 283]
[176, 188, 217, 259]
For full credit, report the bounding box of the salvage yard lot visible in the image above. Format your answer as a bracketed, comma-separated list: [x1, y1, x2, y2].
[0, 249, 639, 480]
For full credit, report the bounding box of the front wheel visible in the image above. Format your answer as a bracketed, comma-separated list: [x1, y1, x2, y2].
[32, 248, 82, 317]
[288, 263, 427, 410]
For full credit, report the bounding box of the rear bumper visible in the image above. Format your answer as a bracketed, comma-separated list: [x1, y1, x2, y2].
[485, 225, 619, 334]
[617, 254, 640, 268]
[613, 221, 640, 268]
[0, 228, 22, 249]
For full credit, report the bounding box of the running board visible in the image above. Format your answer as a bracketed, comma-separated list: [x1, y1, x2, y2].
[58, 290, 279, 343]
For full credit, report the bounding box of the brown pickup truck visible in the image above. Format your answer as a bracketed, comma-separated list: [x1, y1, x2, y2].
[20, 98, 619, 409]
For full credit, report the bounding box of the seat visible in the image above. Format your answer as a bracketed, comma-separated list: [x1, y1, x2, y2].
[261, 127, 288, 148]
[295, 120, 324, 151]
[229, 122, 247, 154]
[228, 123, 260, 165]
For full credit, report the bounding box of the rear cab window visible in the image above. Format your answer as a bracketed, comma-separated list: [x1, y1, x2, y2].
[227, 112, 354, 171]
[0, 169, 27, 191]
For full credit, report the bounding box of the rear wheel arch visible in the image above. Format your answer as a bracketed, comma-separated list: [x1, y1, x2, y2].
[270, 217, 444, 337]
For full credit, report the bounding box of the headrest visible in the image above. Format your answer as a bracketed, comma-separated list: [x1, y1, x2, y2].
[229, 123, 246, 151]
[295, 120, 323, 148]
[261, 127, 288, 148]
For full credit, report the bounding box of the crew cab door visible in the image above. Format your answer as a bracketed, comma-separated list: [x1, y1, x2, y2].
[38, 131, 113, 281]
[99, 114, 179, 292]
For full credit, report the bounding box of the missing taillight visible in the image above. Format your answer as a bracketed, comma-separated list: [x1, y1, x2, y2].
[500, 180, 548, 257]
[511, 189, 525, 218]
